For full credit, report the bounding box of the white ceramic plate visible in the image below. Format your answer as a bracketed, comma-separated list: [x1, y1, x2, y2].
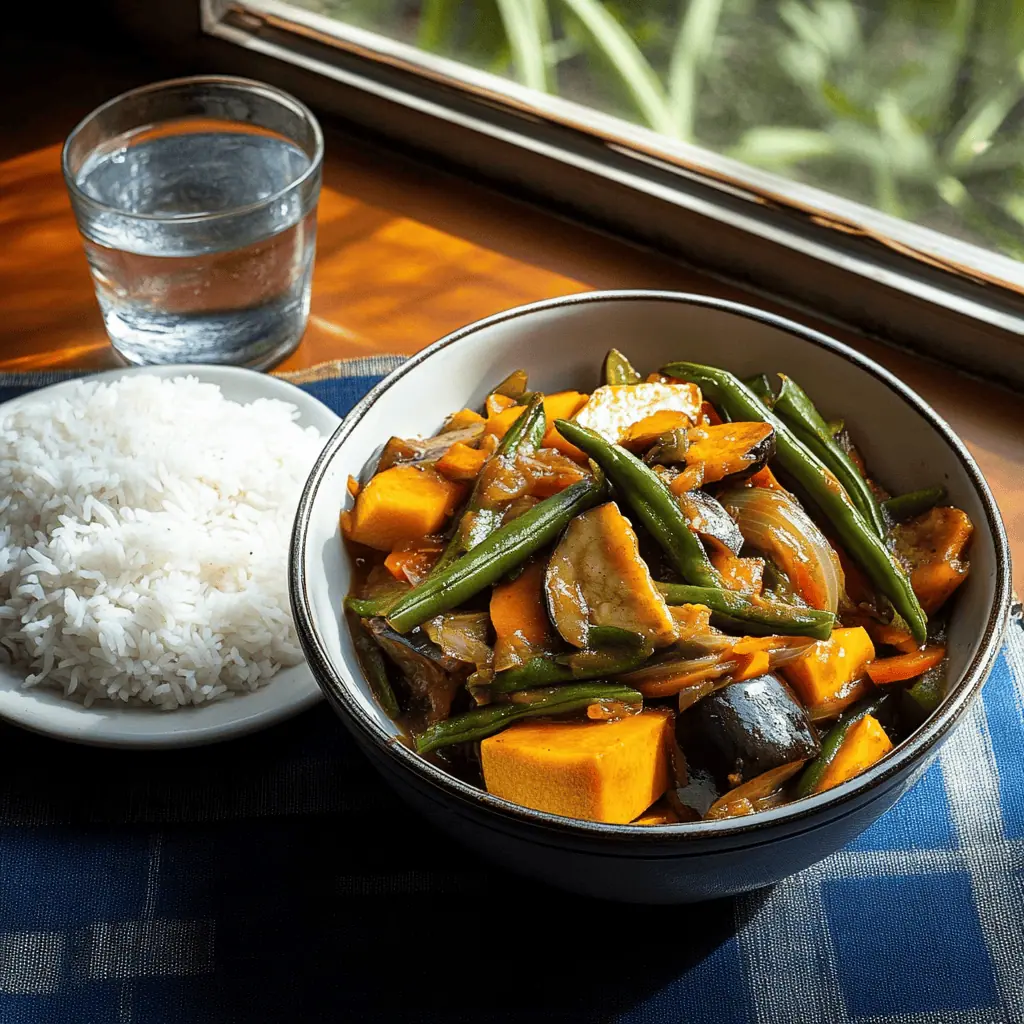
[0, 364, 340, 748]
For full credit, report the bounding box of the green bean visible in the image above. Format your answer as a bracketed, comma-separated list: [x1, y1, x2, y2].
[492, 641, 654, 694]
[376, 474, 607, 633]
[346, 596, 388, 618]
[743, 374, 776, 404]
[772, 374, 887, 538]
[554, 419, 723, 588]
[415, 682, 643, 753]
[906, 665, 946, 717]
[883, 486, 946, 523]
[435, 394, 546, 571]
[663, 361, 927, 644]
[603, 348, 642, 385]
[656, 583, 835, 641]
[586, 625, 648, 649]
[351, 616, 400, 719]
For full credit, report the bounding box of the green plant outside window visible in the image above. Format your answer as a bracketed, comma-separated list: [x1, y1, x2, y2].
[290, 0, 1024, 261]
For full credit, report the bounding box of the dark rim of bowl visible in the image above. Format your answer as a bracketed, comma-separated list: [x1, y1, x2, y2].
[289, 290, 1012, 845]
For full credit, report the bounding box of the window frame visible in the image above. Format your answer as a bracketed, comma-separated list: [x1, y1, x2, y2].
[193, 0, 1024, 386]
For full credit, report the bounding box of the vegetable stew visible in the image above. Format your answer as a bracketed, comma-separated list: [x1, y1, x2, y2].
[342, 354, 972, 825]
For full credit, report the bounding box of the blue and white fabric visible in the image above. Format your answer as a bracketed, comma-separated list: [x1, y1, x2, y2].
[0, 360, 1021, 1024]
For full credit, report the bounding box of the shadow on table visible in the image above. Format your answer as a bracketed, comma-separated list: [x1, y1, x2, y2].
[0, 707, 767, 1023]
[154, 814, 768, 1024]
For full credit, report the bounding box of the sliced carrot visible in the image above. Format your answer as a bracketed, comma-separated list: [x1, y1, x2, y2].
[490, 561, 550, 669]
[709, 548, 764, 594]
[869, 620, 919, 654]
[830, 538, 875, 607]
[668, 463, 705, 495]
[435, 441, 489, 482]
[747, 465, 783, 490]
[384, 538, 444, 585]
[699, 400, 723, 426]
[866, 646, 946, 685]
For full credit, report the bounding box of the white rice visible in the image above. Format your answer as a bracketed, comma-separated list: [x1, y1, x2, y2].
[0, 375, 324, 710]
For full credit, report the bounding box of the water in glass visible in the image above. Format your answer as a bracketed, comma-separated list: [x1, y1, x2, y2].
[74, 128, 316, 366]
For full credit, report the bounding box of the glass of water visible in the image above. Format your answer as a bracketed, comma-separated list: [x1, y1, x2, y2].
[62, 76, 324, 369]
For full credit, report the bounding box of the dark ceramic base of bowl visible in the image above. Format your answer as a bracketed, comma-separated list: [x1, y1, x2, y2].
[330, 694, 939, 904]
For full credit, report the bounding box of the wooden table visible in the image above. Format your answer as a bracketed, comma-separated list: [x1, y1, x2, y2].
[3, 125, 1020, 589]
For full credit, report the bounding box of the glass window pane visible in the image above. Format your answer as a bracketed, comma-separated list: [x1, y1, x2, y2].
[285, 0, 1024, 261]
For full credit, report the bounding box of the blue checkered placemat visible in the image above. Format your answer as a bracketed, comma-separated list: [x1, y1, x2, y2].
[1, 360, 1022, 1024]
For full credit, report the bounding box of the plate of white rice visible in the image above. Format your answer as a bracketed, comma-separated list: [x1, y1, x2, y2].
[0, 365, 340, 747]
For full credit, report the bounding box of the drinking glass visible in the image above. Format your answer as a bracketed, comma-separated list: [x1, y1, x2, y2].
[62, 76, 324, 369]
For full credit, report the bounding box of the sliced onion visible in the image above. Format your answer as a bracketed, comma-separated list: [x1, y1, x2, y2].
[719, 487, 843, 613]
[624, 653, 738, 698]
[378, 424, 484, 471]
[623, 637, 816, 699]
[424, 613, 493, 673]
[704, 760, 807, 820]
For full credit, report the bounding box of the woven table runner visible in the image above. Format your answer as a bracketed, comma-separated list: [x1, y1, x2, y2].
[0, 360, 1021, 1024]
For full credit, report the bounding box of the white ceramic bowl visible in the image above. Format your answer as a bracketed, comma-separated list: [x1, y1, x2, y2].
[291, 291, 1011, 902]
[0, 364, 339, 748]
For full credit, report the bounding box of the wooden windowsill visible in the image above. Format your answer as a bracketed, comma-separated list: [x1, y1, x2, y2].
[1, 44, 1019, 592]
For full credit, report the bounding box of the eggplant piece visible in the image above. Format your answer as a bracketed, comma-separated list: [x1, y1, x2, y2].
[684, 422, 775, 484]
[377, 424, 485, 472]
[678, 673, 819, 789]
[544, 501, 677, 649]
[367, 618, 468, 723]
[642, 428, 690, 466]
[676, 490, 745, 556]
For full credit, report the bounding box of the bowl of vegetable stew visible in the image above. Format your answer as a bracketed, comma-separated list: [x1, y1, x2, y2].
[290, 290, 1010, 903]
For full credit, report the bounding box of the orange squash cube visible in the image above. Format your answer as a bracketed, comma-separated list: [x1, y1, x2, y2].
[481, 710, 672, 824]
[781, 626, 875, 711]
[344, 465, 464, 551]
